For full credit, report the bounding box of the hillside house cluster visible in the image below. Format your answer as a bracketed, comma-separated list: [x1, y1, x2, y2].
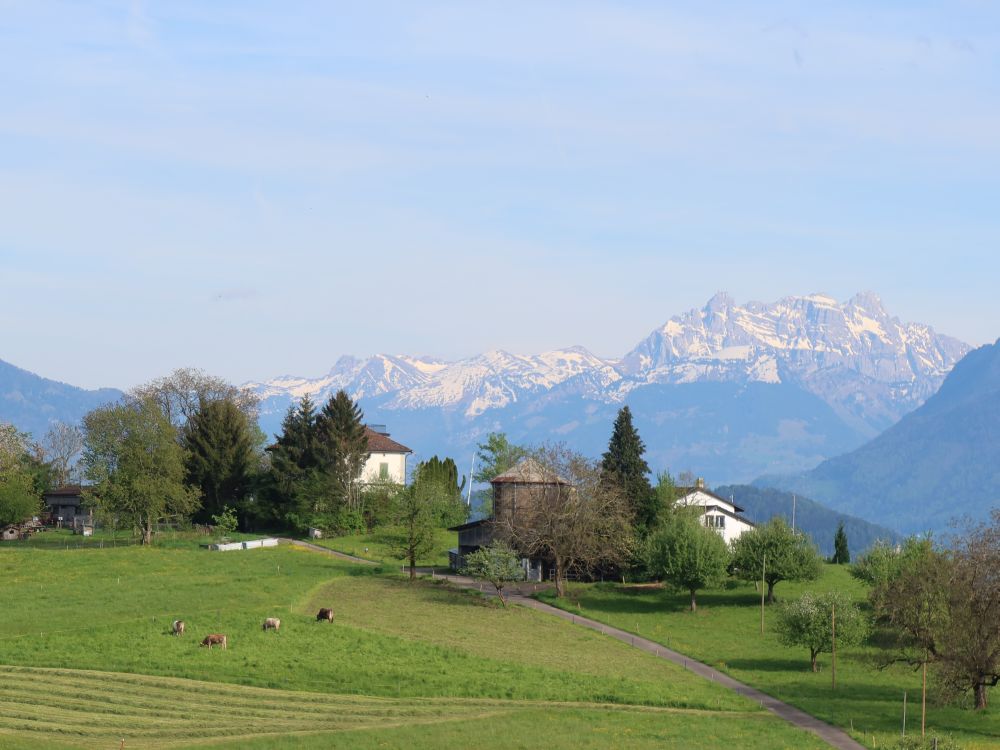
[449, 465, 754, 578]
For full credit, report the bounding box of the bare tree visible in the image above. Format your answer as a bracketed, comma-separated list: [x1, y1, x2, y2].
[497, 444, 633, 598]
[43, 422, 83, 486]
[129, 368, 259, 429]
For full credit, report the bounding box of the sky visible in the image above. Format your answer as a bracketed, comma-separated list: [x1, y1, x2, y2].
[1, 1, 998, 389]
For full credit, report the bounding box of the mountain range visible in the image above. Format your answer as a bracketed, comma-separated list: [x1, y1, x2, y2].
[758, 337, 1000, 534]
[0, 358, 122, 440]
[2, 291, 988, 534]
[248, 292, 969, 484]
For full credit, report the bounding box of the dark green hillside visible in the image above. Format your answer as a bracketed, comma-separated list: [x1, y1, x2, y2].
[758, 338, 1000, 533]
[715, 484, 899, 556]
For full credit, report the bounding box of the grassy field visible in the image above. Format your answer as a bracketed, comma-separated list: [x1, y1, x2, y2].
[310, 528, 456, 567]
[0, 540, 828, 748]
[2, 527, 264, 550]
[539, 565, 1000, 750]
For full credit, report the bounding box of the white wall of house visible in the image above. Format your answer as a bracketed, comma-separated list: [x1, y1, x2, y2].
[677, 489, 755, 545]
[361, 452, 407, 484]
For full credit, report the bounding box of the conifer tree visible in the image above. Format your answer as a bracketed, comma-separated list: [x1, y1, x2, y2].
[184, 398, 257, 525]
[832, 521, 851, 564]
[600, 406, 656, 532]
[315, 390, 369, 510]
[262, 396, 320, 527]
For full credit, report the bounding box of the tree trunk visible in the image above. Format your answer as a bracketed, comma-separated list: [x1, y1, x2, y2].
[690, 588, 697, 612]
[408, 550, 416, 581]
[975, 682, 989, 710]
[554, 558, 565, 598]
[496, 586, 506, 607]
[142, 518, 153, 546]
[766, 580, 776, 604]
[811, 649, 819, 673]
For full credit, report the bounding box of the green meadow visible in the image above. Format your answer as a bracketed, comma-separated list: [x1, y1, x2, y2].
[539, 565, 1000, 750]
[0, 541, 825, 749]
[308, 527, 456, 567]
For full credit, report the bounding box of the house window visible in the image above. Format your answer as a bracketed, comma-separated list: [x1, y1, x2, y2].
[379, 463, 389, 480]
[705, 514, 725, 529]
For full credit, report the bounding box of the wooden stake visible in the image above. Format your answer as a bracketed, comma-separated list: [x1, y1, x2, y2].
[760, 553, 766, 635]
[922, 657, 927, 737]
[902, 690, 907, 736]
[831, 602, 837, 691]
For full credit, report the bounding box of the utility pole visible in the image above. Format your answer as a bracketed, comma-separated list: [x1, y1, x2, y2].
[467, 454, 475, 507]
[922, 656, 928, 737]
[792, 494, 797, 532]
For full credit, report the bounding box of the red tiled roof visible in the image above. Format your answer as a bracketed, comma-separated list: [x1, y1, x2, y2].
[364, 427, 411, 454]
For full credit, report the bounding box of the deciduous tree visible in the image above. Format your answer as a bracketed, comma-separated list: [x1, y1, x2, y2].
[463, 540, 523, 606]
[730, 517, 822, 603]
[646, 508, 729, 611]
[776, 591, 868, 672]
[82, 397, 200, 544]
[499, 445, 633, 598]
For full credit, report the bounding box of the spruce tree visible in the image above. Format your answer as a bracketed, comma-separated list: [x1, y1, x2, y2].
[315, 390, 369, 510]
[600, 406, 656, 532]
[184, 398, 257, 525]
[833, 521, 851, 564]
[262, 396, 320, 527]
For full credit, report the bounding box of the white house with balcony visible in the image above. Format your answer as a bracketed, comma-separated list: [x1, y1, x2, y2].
[676, 478, 755, 544]
[361, 425, 411, 484]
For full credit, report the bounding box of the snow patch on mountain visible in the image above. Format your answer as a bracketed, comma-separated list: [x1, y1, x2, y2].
[247, 293, 969, 432]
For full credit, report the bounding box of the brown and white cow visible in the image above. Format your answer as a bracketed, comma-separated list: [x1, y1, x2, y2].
[172, 620, 185, 636]
[262, 617, 281, 632]
[200, 633, 227, 649]
[316, 608, 334, 622]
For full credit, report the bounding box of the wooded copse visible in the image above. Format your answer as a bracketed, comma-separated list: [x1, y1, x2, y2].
[862, 512, 1000, 711]
[70, 369, 474, 546]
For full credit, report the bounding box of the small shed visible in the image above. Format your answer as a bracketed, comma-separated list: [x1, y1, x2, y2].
[1, 526, 20, 542]
[43, 485, 86, 524]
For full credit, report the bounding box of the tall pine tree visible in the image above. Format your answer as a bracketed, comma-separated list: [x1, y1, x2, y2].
[600, 406, 657, 533]
[262, 395, 320, 527]
[832, 521, 851, 564]
[183, 398, 257, 525]
[315, 390, 369, 511]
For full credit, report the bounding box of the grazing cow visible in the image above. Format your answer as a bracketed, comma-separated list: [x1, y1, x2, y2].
[172, 620, 185, 636]
[262, 617, 281, 632]
[316, 608, 334, 622]
[200, 633, 227, 649]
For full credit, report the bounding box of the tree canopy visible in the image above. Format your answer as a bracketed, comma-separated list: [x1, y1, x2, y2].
[646, 508, 729, 611]
[776, 591, 868, 672]
[600, 406, 657, 533]
[730, 517, 822, 603]
[82, 397, 199, 544]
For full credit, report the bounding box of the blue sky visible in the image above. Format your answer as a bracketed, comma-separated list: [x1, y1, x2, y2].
[1, 1, 998, 388]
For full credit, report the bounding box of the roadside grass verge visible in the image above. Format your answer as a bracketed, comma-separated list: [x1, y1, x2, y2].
[538, 564, 1000, 749]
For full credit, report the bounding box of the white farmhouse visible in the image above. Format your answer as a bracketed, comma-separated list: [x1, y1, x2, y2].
[361, 425, 412, 484]
[676, 478, 755, 544]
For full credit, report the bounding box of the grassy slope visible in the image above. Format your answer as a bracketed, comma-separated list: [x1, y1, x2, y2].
[0, 543, 825, 749]
[539, 565, 1000, 750]
[309, 528, 456, 567]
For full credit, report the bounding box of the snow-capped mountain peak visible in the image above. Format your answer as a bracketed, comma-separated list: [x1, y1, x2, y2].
[249, 292, 969, 432]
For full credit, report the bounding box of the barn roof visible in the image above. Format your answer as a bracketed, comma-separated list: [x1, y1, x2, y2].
[490, 457, 568, 486]
[43, 485, 85, 498]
